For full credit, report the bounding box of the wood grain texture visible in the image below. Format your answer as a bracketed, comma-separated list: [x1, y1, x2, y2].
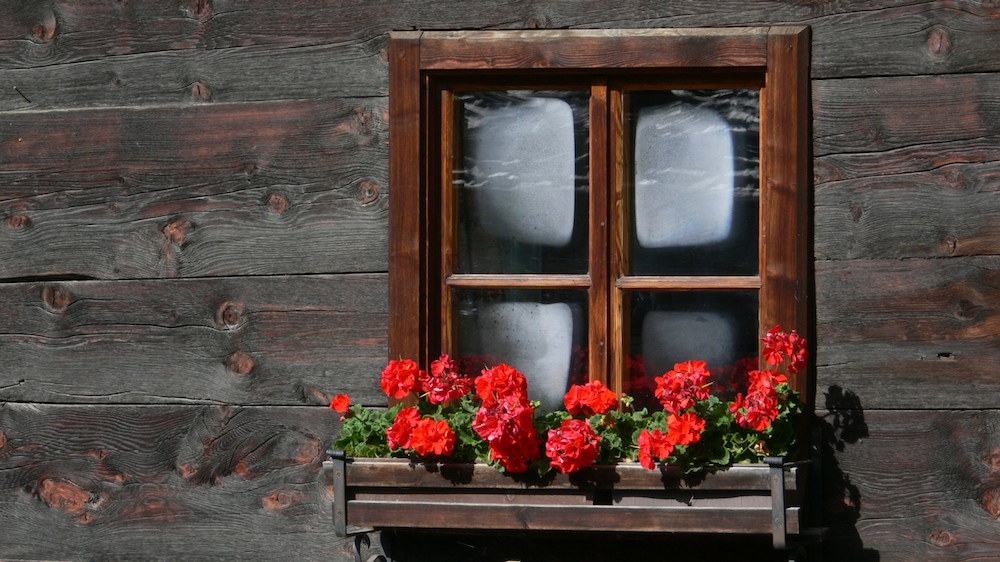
[816, 258, 1000, 409]
[814, 74, 1000, 260]
[0, 403, 355, 561]
[0, 98, 388, 280]
[0, 274, 388, 406]
[815, 408, 1000, 561]
[1, 1, 999, 108]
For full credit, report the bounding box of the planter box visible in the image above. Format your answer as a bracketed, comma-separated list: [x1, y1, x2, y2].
[325, 452, 813, 550]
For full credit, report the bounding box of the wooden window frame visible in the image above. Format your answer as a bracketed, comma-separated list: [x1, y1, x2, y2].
[388, 28, 812, 409]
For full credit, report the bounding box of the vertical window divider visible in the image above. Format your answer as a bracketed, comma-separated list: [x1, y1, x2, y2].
[440, 88, 457, 354]
[608, 85, 627, 396]
[590, 80, 610, 386]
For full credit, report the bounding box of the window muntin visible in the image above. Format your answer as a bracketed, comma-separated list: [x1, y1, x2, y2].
[388, 28, 811, 409]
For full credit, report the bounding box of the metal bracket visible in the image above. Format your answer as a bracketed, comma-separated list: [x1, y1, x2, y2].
[765, 456, 788, 550]
[330, 450, 348, 537]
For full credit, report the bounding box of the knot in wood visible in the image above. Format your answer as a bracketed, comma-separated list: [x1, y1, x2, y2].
[189, 0, 212, 21]
[217, 301, 244, 328]
[37, 478, 90, 515]
[227, 350, 255, 375]
[41, 285, 72, 313]
[849, 202, 863, 223]
[927, 26, 952, 57]
[266, 192, 288, 214]
[954, 298, 982, 321]
[191, 80, 212, 102]
[32, 13, 56, 42]
[525, 14, 548, 29]
[162, 220, 190, 245]
[985, 448, 1000, 471]
[929, 529, 956, 547]
[982, 487, 1000, 518]
[263, 490, 301, 513]
[6, 213, 29, 229]
[943, 234, 959, 255]
[355, 181, 380, 205]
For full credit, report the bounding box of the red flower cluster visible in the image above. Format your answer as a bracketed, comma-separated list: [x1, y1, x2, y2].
[731, 369, 786, 432]
[654, 360, 712, 414]
[387, 407, 422, 449]
[638, 429, 673, 470]
[762, 325, 808, 374]
[410, 418, 456, 457]
[472, 364, 542, 472]
[545, 419, 601, 473]
[422, 354, 473, 404]
[386, 407, 456, 458]
[564, 380, 618, 416]
[637, 412, 707, 469]
[381, 359, 425, 400]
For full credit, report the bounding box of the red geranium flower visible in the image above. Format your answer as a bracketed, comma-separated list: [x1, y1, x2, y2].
[762, 326, 808, 374]
[329, 394, 350, 413]
[473, 392, 541, 473]
[638, 428, 674, 470]
[564, 380, 619, 416]
[410, 418, 456, 458]
[381, 359, 425, 400]
[654, 360, 712, 415]
[666, 411, 706, 447]
[386, 407, 421, 450]
[475, 363, 529, 408]
[545, 419, 601, 473]
[423, 354, 474, 404]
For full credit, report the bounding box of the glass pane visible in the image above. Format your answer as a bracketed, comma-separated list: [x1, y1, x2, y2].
[455, 91, 590, 274]
[454, 288, 588, 411]
[627, 89, 759, 275]
[625, 291, 758, 411]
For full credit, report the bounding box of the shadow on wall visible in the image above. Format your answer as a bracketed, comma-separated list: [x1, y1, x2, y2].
[817, 385, 879, 562]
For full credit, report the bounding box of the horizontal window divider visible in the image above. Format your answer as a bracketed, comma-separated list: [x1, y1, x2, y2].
[615, 276, 762, 290]
[445, 274, 592, 289]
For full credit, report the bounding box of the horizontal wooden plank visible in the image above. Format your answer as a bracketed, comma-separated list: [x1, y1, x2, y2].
[1, 2, 999, 106]
[0, 402, 355, 561]
[0, 98, 388, 279]
[1, 42, 388, 111]
[0, 274, 388, 406]
[816, 409, 1000, 561]
[816, 148, 1000, 260]
[348, 500, 800, 534]
[341, 458, 799, 491]
[816, 258, 1000, 409]
[813, 73, 1000, 158]
[418, 28, 769, 70]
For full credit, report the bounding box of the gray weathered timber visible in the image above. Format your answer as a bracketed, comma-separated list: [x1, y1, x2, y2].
[0, 98, 388, 280]
[1, 0, 1000, 558]
[816, 409, 1000, 561]
[813, 74, 1000, 158]
[816, 258, 1000, 409]
[0, 402, 356, 561]
[0, 274, 387, 405]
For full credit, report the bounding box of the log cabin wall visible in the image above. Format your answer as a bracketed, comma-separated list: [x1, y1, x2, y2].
[0, 1, 998, 560]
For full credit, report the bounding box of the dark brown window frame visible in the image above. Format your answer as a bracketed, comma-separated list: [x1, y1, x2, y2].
[388, 27, 812, 408]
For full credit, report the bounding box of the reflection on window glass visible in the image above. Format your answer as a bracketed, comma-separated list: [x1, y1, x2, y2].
[455, 91, 590, 274]
[455, 289, 588, 412]
[625, 291, 758, 411]
[628, 89, 759, 275]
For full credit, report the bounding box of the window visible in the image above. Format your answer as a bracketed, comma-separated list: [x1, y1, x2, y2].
[388, 28, 811, 410]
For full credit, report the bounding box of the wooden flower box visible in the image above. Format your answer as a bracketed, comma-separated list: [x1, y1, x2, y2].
[325, 451, 815, 550]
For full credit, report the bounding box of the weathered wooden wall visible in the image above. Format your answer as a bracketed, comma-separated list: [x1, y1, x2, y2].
[2, 1, 1000, 560]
